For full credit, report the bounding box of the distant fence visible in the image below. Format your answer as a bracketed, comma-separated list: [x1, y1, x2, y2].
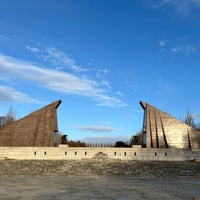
[85, 142, 115, 148]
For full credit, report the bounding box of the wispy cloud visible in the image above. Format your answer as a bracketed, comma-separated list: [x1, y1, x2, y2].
[76, 125, 117, 132]
[154, 81, 176, 95]
[0, 34, 10, 42]
[26, 45, 87, 72]
[0, 34, 14, 49]
[159, 39, 168, 47]
[150, 0, 200, 16]
[0, 85, 40, 103]
[44, 46, 88, 72]
[0, 54, 126, 107]
[171, 45, 196, 55]
[95, 68, 112, 89]
[116, 91, 123, 96]
[26, 45, 42, 53]
[158, 36, 196, 55]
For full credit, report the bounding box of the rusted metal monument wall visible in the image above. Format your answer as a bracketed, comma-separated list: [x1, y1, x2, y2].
[140, 101, 200, 149]
[0, 100, 61, 147]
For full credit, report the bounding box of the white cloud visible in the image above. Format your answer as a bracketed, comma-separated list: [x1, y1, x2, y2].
[158, 36, 196, 55]
[0, 85, 40, 103]
[26, 45, 114, 91]
[116, 91, 123, 96]
[95, 94, 126, 107]
[96, 68, 109, 79]
[100, 80, 112, 89]
[26, 46, 42, 53]
[27, 45, 88, 72]
[151, 0, 200, 16]
[98, 68, 109, 74]
[159, 39, 168, 47]
[0, 54, 126, 107]
[171, 45, 195, 55]
[76, 125, 117, 132]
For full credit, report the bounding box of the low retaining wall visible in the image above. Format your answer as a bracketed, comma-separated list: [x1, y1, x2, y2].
[0, 146, 199, 161]
[0, 159, 200, 176]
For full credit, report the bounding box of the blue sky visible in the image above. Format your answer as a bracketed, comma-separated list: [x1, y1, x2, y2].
[1, 0, 200, 142]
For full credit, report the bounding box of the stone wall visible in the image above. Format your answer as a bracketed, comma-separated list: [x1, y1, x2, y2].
[0, 159, 200, 176]
[0, 100, 61, 147]
[140, 101, 200, 149]
[0, 146, 199, 161]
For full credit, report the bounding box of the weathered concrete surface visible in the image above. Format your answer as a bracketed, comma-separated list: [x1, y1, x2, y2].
[1, 146, 199, 161]
[0, 160, 200, 200]
[0, 176, 199, 200]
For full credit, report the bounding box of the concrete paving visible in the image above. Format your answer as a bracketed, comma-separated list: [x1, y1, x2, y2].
[0, 160, 200, 199]
[0, 175, 200, 200]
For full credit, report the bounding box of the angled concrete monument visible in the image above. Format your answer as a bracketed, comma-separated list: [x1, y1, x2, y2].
[0, 100, 61, 147]
[140, 101, 200, 149]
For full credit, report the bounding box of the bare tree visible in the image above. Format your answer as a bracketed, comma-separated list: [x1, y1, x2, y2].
[1, 106, 17, 127]
[185, 111, 195, 128]
[0, 116, 6, 128]
[185, 111, 200, 131]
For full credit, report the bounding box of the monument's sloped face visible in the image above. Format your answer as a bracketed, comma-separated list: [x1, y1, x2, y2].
[0, 100, 61, 147]
[140, 101, 200, 149]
